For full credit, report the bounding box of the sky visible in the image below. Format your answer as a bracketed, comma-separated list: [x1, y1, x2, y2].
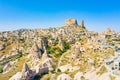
[0, 0, 120, 32]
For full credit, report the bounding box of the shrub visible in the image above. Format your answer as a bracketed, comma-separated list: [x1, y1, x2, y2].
[47, 46, 61, 54]
[18, 52, 23, 58]
[63, 41, 70, 50]
[0, 66, 3, 73]
[57, 69, 61, 72]
[55, 52, 63, 58]
[96, 65, 108, 75]
[50, 69, 55, 73]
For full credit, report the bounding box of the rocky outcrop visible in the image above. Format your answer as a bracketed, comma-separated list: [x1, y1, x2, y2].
[34, 64, 48, 75]
[80, 20, 85, 28]
[9, 63, 35, 80]
[0, 44, 5, 50]
[48, 39, 56, 46]
[59, 64, 80, 72]
[41, 47, 53, 70]
[31, 42, 42, 61]
[41, 48, 49, 61]
[37, 37, 48, 50]
[57, 71, 113, 80]
[65, 18, 78, 27]
[37, 38, 43, 50]
[3, 62, 12, 73]
[21, 63, 34, 80]
[57, 73, 72, 80]
[72, 42, 82, 57]
[58, 37, 64, 50]
[9, 72, 22, 80]
[74, 72, 84, 80]
[65, 18, 86, 28]
[105, 28, 115, 34]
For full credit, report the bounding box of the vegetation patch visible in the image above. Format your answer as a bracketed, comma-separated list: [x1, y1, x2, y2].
[0, 66, 3, 73]
[96, 65, 108, 75]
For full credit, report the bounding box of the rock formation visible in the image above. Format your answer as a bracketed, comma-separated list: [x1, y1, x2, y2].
[80, 20, 85, 28]
[31, 42, 42, 61]
[57, 73, 72, 80]
[21, 63, 34, 80]
[41, 47, 53, 70]
[105, 28, 115, 34]
[0, 44, 5, 50]
[1, 18, 120, 80]
[9, 72, 22, 80]
[9, 63, 35, 80]
[37, 38, 44, 50]
[41, 47, 49, 61]
[65, 18, 78, 27]
[74, 72, 84, 80]
[59, 64, 79, 72]
[3, 62, 12, 73]
[58, 37, 64, 50]
[72, 42, 82, 57]
[37, 37, 48, 50]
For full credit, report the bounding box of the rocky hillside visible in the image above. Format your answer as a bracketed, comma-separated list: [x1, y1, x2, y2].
[0, 18, 120, 80]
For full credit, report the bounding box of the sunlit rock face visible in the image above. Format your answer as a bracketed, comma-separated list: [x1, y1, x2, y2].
[72, 41, 82, 57]
[37, 37, 48, 51]
[9, 72, 21, 80]
[3, 61, 16, 73]
[9, 63, 35, 80]
[57, 73, 72, 80]
[31, 42, 42, 61]
[58, 37, 64, 50]
[21, 63, 34, 80]
[65, 18, 78, 27]
[0, 44, 5, 50]
[40, 47, 54, 70]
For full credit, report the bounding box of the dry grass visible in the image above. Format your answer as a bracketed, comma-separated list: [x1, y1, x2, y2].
[0, 56, 26, 80]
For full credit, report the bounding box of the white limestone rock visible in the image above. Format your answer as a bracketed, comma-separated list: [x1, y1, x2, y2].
[9, 72, 21, 80]
[74, 72, 84, 80]
[0, 44, 5, 50]
[31, 42, 42, 61]
[57, 73, 72, 80]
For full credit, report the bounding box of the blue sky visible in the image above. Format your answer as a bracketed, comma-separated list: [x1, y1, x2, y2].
[0, 0, 120, 32]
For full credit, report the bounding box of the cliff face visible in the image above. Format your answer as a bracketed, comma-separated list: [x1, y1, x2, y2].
[0, 18, 119, 80]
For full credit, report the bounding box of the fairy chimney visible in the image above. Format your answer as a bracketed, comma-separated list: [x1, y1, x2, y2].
[31, 42, 42, 61]
[80, 20, 85, 28]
